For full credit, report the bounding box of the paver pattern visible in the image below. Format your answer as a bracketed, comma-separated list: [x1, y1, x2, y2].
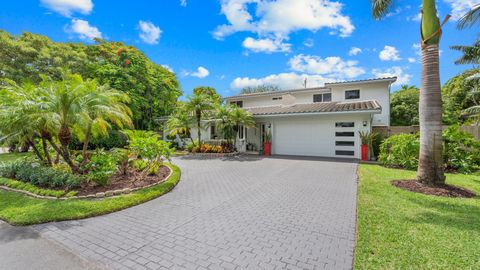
[34, 155, 358, 270]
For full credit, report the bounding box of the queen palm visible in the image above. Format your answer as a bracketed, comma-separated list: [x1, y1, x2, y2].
[167, 103, 195, 144]
[372, 0, 448, 185]
[213, 104, 235, 144]
[229, 106, 255, 148]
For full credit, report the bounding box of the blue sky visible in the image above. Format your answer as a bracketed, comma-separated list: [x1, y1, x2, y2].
[0, 0, 477, 97]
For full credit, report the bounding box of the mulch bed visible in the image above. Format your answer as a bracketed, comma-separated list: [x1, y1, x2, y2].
[392, 179, 476, 198]
[76, 165, 170, 196]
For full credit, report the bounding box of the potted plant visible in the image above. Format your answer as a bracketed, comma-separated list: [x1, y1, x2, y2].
[358, 131, 377, 161]
[264, 131, 272, 156]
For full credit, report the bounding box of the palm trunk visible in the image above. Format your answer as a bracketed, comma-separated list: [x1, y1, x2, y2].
[28, 140, 44, 163]
[47, 138, 78, 173]
[417, 45, 445, 185]
[81, 124, 92, 166]
[196, 110, 201, 146]
[41, 137, 52, 166]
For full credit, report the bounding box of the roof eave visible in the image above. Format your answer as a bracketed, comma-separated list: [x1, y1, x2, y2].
[251, 109, 382, 118]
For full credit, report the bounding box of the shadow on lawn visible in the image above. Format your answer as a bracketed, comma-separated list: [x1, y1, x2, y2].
[405, 196, 480, 232]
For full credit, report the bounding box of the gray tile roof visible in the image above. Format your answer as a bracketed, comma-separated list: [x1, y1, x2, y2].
[246, 100, 382, 116]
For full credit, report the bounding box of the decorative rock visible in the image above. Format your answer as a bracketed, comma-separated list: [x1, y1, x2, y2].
[105, 191, 115, 197]
[113, 190, 123, 195]
[121, 188, 131, 194]
[95, 192, 105, 198]
[86, 194, 96, 199]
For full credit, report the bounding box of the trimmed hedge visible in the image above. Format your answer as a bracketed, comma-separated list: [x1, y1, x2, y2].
[0, 178, 77, 198]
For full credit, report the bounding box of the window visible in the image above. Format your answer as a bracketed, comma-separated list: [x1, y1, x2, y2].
[336, 150, 355, 156]
[335, 122, 355, 128]
[335, 132, 354, 137]
[345, 90, 360, 99]
[313, 93, 332, 103]
[230, 101, 243, 107]
[336, 141, 355, 146]
[272, 97, 282, 100]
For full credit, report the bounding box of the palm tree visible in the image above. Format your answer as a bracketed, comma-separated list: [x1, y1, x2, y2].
[229, 106, 255, 148]
[185, 93, 214, 146]
[457, 4, 480, 29]
[372, 0, 447, 185]
[76, 81, 132, 163]
[167, 103, 195, 144]
[213, 104, 235, 144]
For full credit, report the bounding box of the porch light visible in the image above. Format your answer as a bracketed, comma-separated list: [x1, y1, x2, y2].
[363, 121, 367, 127]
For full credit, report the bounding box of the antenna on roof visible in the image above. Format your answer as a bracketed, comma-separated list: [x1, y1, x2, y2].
[303, 77, 307, 88]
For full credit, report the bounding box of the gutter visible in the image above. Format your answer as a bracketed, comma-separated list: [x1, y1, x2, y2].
[251, 109, 382, 118]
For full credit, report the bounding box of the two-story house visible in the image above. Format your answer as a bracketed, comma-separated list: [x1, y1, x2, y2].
[190, 77, 396, 159]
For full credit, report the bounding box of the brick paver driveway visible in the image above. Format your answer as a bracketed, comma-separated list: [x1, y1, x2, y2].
[34, 155, 358, 270]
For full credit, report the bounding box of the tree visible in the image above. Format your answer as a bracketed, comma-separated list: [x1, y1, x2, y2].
[442, 69, 480, 124]
[167, 102, 195, 143]
[457, 3, 480, 29]
[193, 86, 222, 105]
[391, 85, 420, 126]
[185, 93, 215, 146]
[213, 104, 236, 144]
[228, 106, 255, 148]
[241, 84, 280, 94]
[372, 0, 447, 185]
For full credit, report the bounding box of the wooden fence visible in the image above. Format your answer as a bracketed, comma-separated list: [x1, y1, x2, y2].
[373, 125, 480, 140]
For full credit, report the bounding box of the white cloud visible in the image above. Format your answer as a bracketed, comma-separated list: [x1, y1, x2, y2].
[408, 57, 416, 63]
[348, 47, 362, 56]
[41, 0, 93, 17]
[242, 37, 291, 53]
[180, 0, 187, 7]
[184, 66, 210, 78]
[68, 19, 102, 40]
[444, 0, 477, 20]
[379, 45, 401, 61]
[303, 38, 314, 47]
[231, 72, 337, 90]
[138, 21, 162, 44]
[372, 66, 411, 86]
[289, 54, 365, 79]
[213, 0, 354, 40]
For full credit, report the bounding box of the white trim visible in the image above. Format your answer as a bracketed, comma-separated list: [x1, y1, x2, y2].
[252, 110, 381, 118]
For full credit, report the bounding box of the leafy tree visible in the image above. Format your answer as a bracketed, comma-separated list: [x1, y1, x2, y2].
[390, 85, 419, 126]
[442, 69, 480, 124]
[193, 86, 222, 105]
[241, 84, 280, 94]
[372, 0, 448, 185]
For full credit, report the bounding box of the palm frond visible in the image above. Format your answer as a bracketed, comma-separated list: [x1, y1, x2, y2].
[457, 4, 480, 29]
[372, 0, 394, 19]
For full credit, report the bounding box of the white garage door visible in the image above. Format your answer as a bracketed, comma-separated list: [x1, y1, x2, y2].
[273, 116, 358, 158]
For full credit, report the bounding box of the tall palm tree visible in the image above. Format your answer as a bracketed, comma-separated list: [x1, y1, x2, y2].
[372, 0, 448, 185]
[457, 4, 480, 29]
[167, 103, 195, 144]
[185, 93, 214, 146]
[213, 104, 235, 144]
[229, 106, 255, 148]
[76, 81, 132, 163]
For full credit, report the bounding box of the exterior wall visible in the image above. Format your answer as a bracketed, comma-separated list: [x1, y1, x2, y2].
[329, 81, 391, 126]
[255, 113, 372, 159]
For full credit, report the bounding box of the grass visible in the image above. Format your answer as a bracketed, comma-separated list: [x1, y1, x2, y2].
[355, 164, 480, 269]
[0, 163, 181, 225]
[0, 178, 74, 198]
[0, 152, 30, 163]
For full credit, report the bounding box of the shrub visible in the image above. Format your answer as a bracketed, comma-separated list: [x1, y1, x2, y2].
[0, 161, 84, 188]
[186, 141, 196, 152]
[443, 125, 480, 173]
[83, 150, 118, 186]
[148, 161, 162, 176]
[378, 134, 420, 170]
[70, 130, 128, 150]
[131, 159, 147, 171]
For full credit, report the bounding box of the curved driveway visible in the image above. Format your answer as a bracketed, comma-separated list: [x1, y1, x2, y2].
[34, 155, 358, 270]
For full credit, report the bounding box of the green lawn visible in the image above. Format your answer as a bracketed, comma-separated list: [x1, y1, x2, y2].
[0, 152, 30, 163]
[0, 164, 181, 225]
[355, 164, 480, 269]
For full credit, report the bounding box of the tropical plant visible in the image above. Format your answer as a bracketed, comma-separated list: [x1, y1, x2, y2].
[390, 85, 420, 126]
[372, 0, 448, 185]
[359, 131, 378, 159]
[193, 86, 222, 105]
[241, 84, 280, 94]
[185, 92, 215, 146]
[124, 130, 174, 179]
[442, 69, 480, 124]
[457, 3, 480, 29]
[229, 106, 255, 147]
[167, 102, 194, 143]
[379, 133, 420, 170]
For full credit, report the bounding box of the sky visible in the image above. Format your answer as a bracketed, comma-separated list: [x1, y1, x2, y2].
[0, 0, 477, 98]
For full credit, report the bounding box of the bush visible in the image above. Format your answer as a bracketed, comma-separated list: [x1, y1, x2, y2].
[190, 142, 235, 154]
[131, 159, 147, 171]
[83, 150, 118, 186]
[443, 125, 480, 173]
[70, 130, 128, 150]
[0, 161, 84, 188]
[379, 126, 480, 173]
[148, 161, 162, 176]
[378, 134, 420, 170]
[186, 141, 196, 152]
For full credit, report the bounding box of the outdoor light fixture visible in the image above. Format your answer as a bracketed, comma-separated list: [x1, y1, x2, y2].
[363, 121, 367, 127]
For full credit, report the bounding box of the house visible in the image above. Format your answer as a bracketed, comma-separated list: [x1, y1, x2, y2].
[191, 77, 397, 159]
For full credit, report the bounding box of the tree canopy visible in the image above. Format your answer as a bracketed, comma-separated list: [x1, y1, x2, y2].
[442, 69, 480, 124]
[241, 84, 280, 94]
[0, 31, 181, 130]
[390, 85, 419, 126]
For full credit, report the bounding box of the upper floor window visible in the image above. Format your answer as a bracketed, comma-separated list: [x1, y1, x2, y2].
[345, 90, 360, 100]
[313, 93, 332, 103]
[230, 100, 243, 108]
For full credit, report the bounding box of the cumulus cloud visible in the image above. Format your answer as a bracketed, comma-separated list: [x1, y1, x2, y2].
[242, 37, 291, 53]
[180, 0, 187, 7]
[231, 72, 337, 90]
[67, 19, 102, 40]
[303, 38, 314, 47]
[443, 0, 477, 20]
[138, 21, 162, 44]
[184, 66, 210, 78]
[348, 47, 362, 56]
[213, 0, 354, 41]
[289, 54, 365, 79]
[379, 45, 401, 61]
[372, 66, 411, 86]
[407, 57, 416, 63]
[41, 0, 93, 17]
